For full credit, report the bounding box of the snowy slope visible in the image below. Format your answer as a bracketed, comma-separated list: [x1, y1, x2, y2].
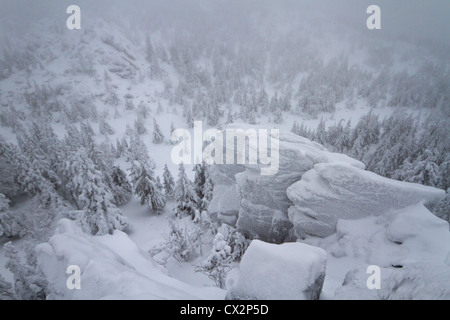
[36, 219, 225, 300]
[0, 2, 449, 301]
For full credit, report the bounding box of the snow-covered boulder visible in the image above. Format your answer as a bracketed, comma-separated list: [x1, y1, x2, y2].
[35, 219, 225, 300]
[227, 240, 327, 300]
[312, 203, 450, 298]
[335, 263, 450, 300]
[287, 163, 445, 238]
[327, 204, 450, 264]
[208, 124, 364, 243]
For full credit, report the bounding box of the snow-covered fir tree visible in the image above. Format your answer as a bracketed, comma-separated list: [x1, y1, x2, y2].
[174, 163, 198, 219]
[196, 224, 248, 289]
[134, 117, 148, 135]
[153, 117, 165, 144]
[110, 166, 132, 206]
[129, 159, 165, 214]
[162, 164, 175, 199]
[99, 117, 115, 135]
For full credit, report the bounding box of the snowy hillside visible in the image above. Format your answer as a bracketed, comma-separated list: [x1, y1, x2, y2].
[0, 0, 449, 301]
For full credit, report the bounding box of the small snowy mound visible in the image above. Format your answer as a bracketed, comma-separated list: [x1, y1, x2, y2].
[35, 219, 225, 300]
[287, 163, 445, 238]
[227, 240, 326, 300]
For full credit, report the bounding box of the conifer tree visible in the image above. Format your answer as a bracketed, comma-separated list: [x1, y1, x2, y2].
[134, 118, 148, 135]
[153, 118, 165, 144]
[174, 163, 198, 219]
[129, 160, 165, 214]
[163, 164, 175, 199]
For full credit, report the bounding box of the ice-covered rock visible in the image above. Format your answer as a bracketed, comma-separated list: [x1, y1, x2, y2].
[335, 263, 450, 300]
[287, 163, 445, 238]
[36, 219, 225, 300]
[227, 240, 327, 300]
[208, 124, 364, 243]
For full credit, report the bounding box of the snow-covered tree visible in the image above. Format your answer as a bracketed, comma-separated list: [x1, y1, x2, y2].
[193, 162, 207, 202]
[335, 120, 353, 153]
[315, 118, 327, 146]
[0, 139, 21, 199]
[161, 219, 200, 262]
[0, 193, 20, 238]
[153, 118, 165, 144]
[125, 98, 135, 110]
[0, 274, 13, 300]
[137, 101, 150, 119]
[433, 190, 450, 223]
[129, 160, 165, 214]
[201, 170, 214, 212]
[0, 193, 9, 212]
[110, 166, 132, 206]
[163, 164, 175, 199]
[195, 223, 247, 289]
[195, 232, 232, 289]
[226, 109, 234, 124]
[5, 241, 48, 300]
[62, 149, 127, 235]
[145, 36, 162, 78]
[79, 161, 128, 235]
[193, 161, 214, 212]
[393, 149, 442, 188]
[105, 86, 120, 106]
[134, 117, 148, 135]
[174, 163, 198, 219]
[273, 109, 283, 124]
[99, 118, 115, 135]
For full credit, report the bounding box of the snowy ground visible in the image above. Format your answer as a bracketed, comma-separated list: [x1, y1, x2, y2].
[122, 198, 217, 288]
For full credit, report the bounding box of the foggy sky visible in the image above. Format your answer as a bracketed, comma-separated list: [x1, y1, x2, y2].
[0, 0, 449, 47]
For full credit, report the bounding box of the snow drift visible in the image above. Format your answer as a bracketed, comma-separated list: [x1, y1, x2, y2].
[35, 219, 225, 300]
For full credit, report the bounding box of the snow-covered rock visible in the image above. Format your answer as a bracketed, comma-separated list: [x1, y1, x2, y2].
[309, 203, 450, 298]
[327, 204, 450, 265]
[287, 163, 445, 238]
[335, 263, 450, 300]
[208, 164, 245, 225]
[35, 219, 225, 300]
[209, 125, 364, 243]
[227, 240, 327, 300]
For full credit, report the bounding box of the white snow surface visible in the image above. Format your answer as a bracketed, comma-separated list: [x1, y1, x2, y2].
[227, 239, 326, 300]
[335, 263, 450, 300]
[36, 219, 225, 300]
[307, 203, 450, 298]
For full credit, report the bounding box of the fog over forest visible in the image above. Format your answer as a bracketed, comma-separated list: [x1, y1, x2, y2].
[0, 0, 449, 301]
